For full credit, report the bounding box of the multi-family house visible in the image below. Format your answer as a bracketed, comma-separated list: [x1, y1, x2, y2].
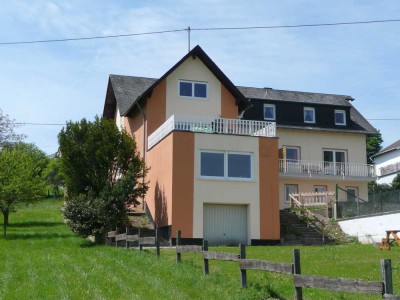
[103, 45, 280, 246]
[373, 139, 400, 185]
[103, 45, 376, 245]
[241, 87, 377, 205]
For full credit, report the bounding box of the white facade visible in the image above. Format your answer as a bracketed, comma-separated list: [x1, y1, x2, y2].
[375, 148, 400, 185]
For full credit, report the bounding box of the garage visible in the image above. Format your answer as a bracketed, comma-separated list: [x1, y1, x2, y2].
[203, 204, 248, 246]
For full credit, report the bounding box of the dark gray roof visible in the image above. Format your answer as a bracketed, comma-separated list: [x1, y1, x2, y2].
[237, 86, 353, 106]
[110, 75, 157, 116]
[238, 86, 376, 134]
[374, 139, 400, 157]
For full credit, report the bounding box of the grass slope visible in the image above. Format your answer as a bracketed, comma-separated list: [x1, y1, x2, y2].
[0, 199, 399, 300]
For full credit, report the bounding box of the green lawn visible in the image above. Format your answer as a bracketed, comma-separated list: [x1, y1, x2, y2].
[0, 199, 399, 300]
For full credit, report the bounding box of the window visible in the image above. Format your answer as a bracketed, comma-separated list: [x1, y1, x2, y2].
[314, 185, 327, 193]
[346, 187, 358, 202]
[179, 80, 208, 99]
[284, 185, 298, 203]
[263, 104, 276, 120]
[323, 149, 347, 175]
[335, 110, 346, 125]
[200, 151, 252, 180]
[304, 107, 315, 123]
[286, 146, 300, 163]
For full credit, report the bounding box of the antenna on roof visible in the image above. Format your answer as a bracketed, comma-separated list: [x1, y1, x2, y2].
[187, 26, 191, 52]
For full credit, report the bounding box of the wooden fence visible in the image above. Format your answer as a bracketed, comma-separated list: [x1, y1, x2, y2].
[175, 230, 399, 299]
[107, 227, 160, 257]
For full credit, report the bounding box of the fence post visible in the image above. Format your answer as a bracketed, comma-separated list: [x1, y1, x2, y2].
[176, 230, 181, 263]
[240, 244, 247, 288]
[138, 228, 142, 252]
[126, 227, 129, 249]
[115, 227, 118, 247]
[203, 240, 209, 275]
[156, 228, 160, 258]
[381, 259, 393, 296]
[292, 249, 302, 300]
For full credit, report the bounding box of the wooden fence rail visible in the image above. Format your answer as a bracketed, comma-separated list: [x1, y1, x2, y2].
[174, 230, 398, 299]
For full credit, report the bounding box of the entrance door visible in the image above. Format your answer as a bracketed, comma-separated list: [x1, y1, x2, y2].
[203, 204, 247, 246]
[323, 150, 346, 175]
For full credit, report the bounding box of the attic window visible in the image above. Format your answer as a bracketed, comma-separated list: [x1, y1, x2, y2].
[335, 110, 346, 126]
[179, 80, 208, 99]
[304, 107, 315, 124]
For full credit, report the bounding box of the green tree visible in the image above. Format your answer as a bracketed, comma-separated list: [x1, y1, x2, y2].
[366, 131, 383, 164]
[391, 174, 400, 191]
[59, 117, 148, 242]
[0, 143, 47, 237]
[43, 158, 64, 198]
[0, 109, 25, 147]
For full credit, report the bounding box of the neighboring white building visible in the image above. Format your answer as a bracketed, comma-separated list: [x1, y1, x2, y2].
[373, 139, 400, 184]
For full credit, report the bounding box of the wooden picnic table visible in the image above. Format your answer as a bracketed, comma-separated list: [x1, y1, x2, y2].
[380, 230, 400, 250]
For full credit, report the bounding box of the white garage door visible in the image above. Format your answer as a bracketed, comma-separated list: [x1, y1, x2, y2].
[203, 204, 247, 246]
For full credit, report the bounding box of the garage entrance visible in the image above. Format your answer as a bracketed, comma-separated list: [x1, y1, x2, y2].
[203, 204, 247, 246]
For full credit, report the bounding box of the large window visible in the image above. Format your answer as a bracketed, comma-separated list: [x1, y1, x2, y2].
[284, 185, 298, 203]
[335, 109, 346, 125]
[323, 149, 347, 175]
[304, 107, 316, 123]
[263, 104, 276, 120]
[200, 151, 252, 180]
[286, 146, 300, 163]
[179, 80, 208, 99]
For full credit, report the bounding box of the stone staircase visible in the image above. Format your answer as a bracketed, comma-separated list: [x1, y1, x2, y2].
[280, 209, 325, 246]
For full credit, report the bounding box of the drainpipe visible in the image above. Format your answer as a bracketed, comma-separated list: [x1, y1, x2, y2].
[136, 102, 147, 210]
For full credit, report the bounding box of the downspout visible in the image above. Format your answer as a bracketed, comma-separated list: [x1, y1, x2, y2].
[136, 102, 147, 210]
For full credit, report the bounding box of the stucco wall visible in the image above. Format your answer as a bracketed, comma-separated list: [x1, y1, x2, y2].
[338, 212, 400, 243]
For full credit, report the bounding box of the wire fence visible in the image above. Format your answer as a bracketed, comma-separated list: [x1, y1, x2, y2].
[336, 187, 400, 219]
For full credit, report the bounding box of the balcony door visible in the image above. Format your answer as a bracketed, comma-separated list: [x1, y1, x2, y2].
[323, 150, 346, 175]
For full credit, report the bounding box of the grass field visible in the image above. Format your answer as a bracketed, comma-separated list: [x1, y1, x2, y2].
[0, 199, 399, 300]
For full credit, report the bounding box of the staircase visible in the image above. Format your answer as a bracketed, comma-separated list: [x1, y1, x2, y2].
[280, 209, 324, 246]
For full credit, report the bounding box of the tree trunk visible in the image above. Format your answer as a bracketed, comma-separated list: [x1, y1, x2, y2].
[3, 212, 8, 238]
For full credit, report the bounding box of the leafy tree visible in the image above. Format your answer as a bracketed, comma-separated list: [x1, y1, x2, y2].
[368, 181, 393, 195]
[366, 131, 383, 164]
[59, 117, 148, 242]
[43, 158, 64, 198]
[0, 143, 47, 237]
[0, 109, 25, 147]
[391, 174, 400, 191]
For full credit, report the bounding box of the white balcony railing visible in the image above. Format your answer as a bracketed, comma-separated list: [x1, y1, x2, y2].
[380, 162, 400, 176]
[279, 159, 375, 178]
[148, 114, 276, 149]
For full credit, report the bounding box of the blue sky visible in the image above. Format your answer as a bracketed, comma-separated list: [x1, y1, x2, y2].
[1, 1, 399, 154]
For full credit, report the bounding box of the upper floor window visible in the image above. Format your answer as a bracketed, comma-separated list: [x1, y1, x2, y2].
[335, 109, 346, 126]
[304, 107, 315, 123]
[179, 80, 208, 99]
[286, 146, 300, 163]
[263, 104, 276, 120]
[200, 150, 252, 181]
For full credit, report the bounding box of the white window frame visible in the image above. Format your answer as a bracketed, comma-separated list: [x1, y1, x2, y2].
[263, 104, 276, 121]
[199, 150, 253, 181]
[178, 80, 208, 100]
[284, 184, 298, 203]
[314, 185, 327, 193]
[285, 146, 300, 163]
[304, 107, 316, 124]
[346, 187, 358, 202]
[334, 109, 346, 126]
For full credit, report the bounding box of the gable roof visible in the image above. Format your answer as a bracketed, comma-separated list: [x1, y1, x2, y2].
[103, 45, 248, 118]
[238, 86, 376, 134]
[373, 139, 400, 158]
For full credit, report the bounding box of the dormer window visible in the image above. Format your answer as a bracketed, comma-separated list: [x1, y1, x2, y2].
[263, 104, 276, 120]
[304, 107, 315, 123]
[179, 80, 208, 99]
[335, 109, 346, 126]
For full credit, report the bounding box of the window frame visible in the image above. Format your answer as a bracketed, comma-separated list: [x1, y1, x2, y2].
[304, 107, 316, 124]
[285, 146, 301, 163]
[199, 150, 253, 181]
[345, 186, 359, 202]
[178, 80, 208, 100]
[314, 185, 327, 193]
[284, 184, 298, 203]
[334, 109, 346, 126]
[263, 104, 276, 121]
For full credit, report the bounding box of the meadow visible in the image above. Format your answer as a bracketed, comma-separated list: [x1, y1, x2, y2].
[0, 199, 399, 299]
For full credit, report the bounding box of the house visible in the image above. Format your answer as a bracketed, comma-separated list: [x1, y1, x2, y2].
[103, 45, 280, 246]
[241, 87, 377, 206]
[103, 45, 376, 245]
[373, 139, 400, 185]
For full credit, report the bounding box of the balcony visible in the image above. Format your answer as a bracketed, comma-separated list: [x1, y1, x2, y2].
[380, 162, 400, 176]
[148, 114, 276, 149]
[279, 159, 375, 179]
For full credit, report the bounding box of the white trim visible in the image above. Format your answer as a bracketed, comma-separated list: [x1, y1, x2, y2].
[199, 150, 253, 181]
[178, 80, 208, 100]
[304, 107, 316, 124]
[334, 109, 346, 126]
[263, 104, 276, 121]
